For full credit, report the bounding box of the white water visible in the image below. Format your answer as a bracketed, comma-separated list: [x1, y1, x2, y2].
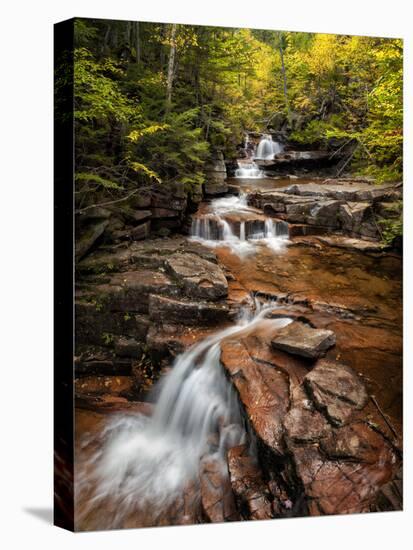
[235, 160, 263, 179]
[190, 194, 289, 256]
[77, 301, 292, 526]
[255, 134, 283, 160]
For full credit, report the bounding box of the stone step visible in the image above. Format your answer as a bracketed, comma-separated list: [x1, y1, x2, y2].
[149, 294, 229, 325]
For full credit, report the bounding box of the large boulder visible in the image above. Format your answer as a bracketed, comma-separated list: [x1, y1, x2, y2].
[220, 339, 289, 456]
[271, 322, 336, 359]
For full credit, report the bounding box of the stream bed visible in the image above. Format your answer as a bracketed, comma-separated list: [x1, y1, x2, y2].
[74, 177, 402, 530]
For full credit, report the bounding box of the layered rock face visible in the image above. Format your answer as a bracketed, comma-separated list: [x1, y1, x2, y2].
[249, 180, 402, 241]
[75, 237, 234, 407]
[203, 151, 228, 196]
[75, 180, 205, 261]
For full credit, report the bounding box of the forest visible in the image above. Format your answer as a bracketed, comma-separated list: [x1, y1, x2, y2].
[71, 18, 403, 241]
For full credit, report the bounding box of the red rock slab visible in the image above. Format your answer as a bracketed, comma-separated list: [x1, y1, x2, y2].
[242, 333, 310, 388]
[221, 339, 290, 456]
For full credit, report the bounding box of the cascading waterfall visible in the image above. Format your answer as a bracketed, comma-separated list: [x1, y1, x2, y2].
[76, 300, 292, 527]
[255, 134, 283, 160]
[235, 160, 263, 179]
[190, 194, 289, 256]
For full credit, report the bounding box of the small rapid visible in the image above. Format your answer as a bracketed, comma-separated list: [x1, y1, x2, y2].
[190, 194, 289, 256]
[235, 160, 263, 179]
[76, 300, 292, 528]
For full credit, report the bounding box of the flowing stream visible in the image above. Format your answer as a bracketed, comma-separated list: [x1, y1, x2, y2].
[77, 300, 292, 527]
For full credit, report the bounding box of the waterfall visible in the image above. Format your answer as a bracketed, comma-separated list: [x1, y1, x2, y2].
[235, 160, 263, 179]
[255, 134, 283, 160]
[77, 301, 292, 526]
[190, 195, 289, 256]
[240, 221, 246, 241]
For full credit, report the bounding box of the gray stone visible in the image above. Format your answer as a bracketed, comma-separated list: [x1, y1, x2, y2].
[271, 322, 336, 359]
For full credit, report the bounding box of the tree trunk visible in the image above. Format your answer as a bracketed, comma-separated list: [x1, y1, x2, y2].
[135, 21, 141, 63]
[277, 32, 292, 126]
[125, 21, 131, 44]
[166, 24, 178, 112]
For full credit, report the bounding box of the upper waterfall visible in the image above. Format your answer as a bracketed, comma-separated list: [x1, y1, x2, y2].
[255, 134, 283, 160]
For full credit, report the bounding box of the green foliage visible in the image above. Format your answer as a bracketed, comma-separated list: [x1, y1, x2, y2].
[73, 18, 403, 236]
[378, 202, 403, 245]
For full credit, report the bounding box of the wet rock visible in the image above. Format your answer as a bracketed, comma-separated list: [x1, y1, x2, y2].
[166, 253, 228, 300]
[221, 339, 289, 456]
[200, 456, 240, 523]
[75, 220, 109, 260]
[149, 294, 229, 325]
[227, 445, 273, 520]
[304, 360, 368, 425]
[271, 322, 336, 359]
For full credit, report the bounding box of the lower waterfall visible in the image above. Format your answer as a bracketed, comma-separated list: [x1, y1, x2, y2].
[76, 300, 292, 528]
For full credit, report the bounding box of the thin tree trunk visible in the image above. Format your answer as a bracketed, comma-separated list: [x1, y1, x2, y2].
[135, 21, 141, 63]
[125, 21, 131, 44]
[277, 32, 292, 126]
[166, 24, 178, 112]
